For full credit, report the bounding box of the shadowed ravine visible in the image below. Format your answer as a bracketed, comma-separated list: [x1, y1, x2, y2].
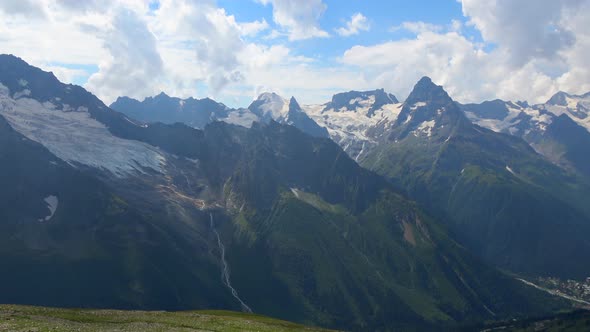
[209, 213, 253, 313]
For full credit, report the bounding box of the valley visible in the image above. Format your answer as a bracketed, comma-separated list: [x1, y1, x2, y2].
[0, 54, 588, 331]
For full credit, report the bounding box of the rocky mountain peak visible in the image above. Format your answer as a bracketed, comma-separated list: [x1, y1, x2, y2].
[405, 76, 452, 106]
[289, 96, 301, 111]
[546, 91, 570, 106]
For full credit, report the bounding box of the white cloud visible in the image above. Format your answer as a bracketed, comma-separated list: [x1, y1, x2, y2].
[0, 0, 588, 109]
[55, 0, 113, 13]
[341, 27, 562, 104]
[0, 6, 106, 66]
[460, 0, 584, 66]
[336, 13, 370, 36]
[85, 9, 164, 104]
[149, 0, 250, 97]
[390, 21, 443, 34]
[342, 29, 492, 102]
[257, 0, 329, 40]
[0, 0, 46, 18]
[340, 0, 590, 104]
[239, 19, 270, 37]
[44, 66, 89, 84]
[459, 0, 590, 97]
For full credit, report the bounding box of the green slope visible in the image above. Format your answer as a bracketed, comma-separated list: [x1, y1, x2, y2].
[0, 305, 332, 332]
[214, 122, 567, 330]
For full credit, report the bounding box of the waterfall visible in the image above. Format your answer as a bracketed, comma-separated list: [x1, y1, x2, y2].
[210, 213, 253, 313]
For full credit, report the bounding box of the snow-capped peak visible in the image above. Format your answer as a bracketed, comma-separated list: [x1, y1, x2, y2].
[542, 91, 590, 132]
[250, 92, 290, 121]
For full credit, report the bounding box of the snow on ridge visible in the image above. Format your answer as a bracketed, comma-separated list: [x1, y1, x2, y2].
[543, 96, 590, 132]
[566, 96, 580, 110]
[466, 101, 555, 134]
[413, 120, 436, 137]
[302, 101, 403, 145]
[39, 195, 58, 222]
[219, 108, 260, 128]
[0, 83, 166, 177]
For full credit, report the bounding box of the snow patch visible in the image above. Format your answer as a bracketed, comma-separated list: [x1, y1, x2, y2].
[506, 165, 516, 176]
[355, 141, 366, 162]
[465, 104, 524, 133]
[290, 188, 300, 198]
[410, 102, 427, 110]
[413, 120, 436, 137]
[566, 96, 579, 110]
[220, 108, 260, 128]
[13, 89, 31, 99]
[39, 195, 58, 222]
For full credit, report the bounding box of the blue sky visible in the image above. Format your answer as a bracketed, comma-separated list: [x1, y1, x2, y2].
[0, 0, 588, 107]
[220, 0, 482, 64]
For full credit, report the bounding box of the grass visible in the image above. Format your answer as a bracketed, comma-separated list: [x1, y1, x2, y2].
[0, 305, 335, 332]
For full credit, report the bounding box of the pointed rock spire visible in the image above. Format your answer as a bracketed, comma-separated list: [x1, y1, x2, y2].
[405, 76, 452, 106]
[289, 96, 301, 112]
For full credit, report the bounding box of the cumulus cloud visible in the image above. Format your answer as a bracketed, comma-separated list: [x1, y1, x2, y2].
[149, 0, 250, 96]
[336, 13, 370, 36]
[86, 9, 164, 103]
[0, 0, 46, 18]
[239, 19, 270, 37]
[341, 26, 566, 103]
[341, 1, 590, 104]
[0, 0, 588, 107]
[390, 21, 443, 34]
[341, 29, 500, 102]
[257, 0, 329, 40]
[55, 0, 113, 13]
[461, 0, 584, 66]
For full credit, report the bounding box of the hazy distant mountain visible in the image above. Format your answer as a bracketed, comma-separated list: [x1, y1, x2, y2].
[544, 91, 590, 130]
[247, 93, 329, 138]
[111, 93, 257, 128]
[111, 91, 329, 138]
[461, 93, 590, 177]
[0, 55, 567, 331]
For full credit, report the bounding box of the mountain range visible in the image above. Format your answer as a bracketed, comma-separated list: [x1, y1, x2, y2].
[112, 83, 590, 174]
[113, 75, 590, 278]
[460, 94, 590, 178]
[1, 54, 588, 331]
